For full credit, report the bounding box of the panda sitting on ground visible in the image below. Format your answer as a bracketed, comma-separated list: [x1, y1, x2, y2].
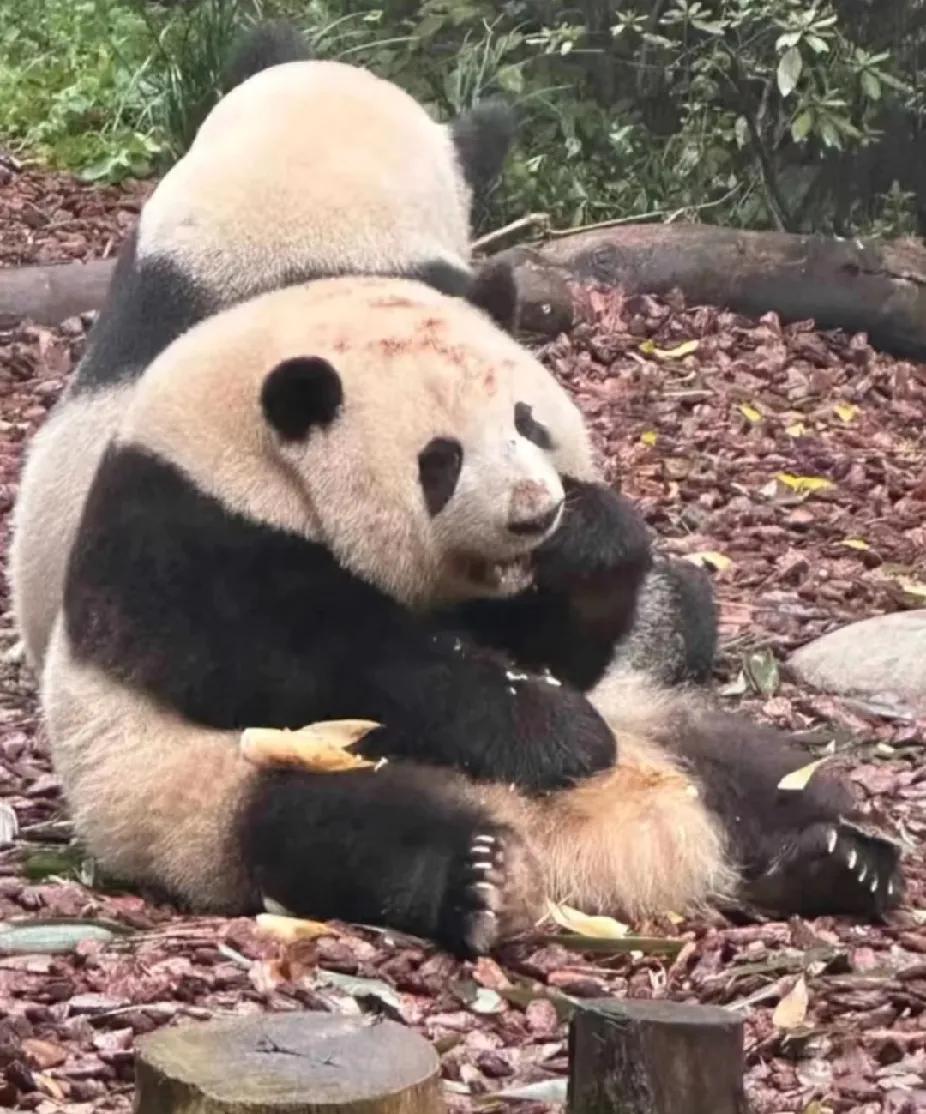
[41, 275, 903, 957]
[9, 19, 517, 674]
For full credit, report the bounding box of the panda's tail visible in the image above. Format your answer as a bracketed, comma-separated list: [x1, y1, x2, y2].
[222, 19, 312, 93]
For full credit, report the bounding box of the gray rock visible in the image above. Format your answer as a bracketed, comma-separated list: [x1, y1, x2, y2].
[788, 610, 926, 709]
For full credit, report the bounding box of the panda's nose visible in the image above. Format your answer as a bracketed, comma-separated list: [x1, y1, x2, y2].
[507, 498, 563, 536]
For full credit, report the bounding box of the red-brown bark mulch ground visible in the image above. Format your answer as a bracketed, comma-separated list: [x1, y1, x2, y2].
[1, 166, 924, 1113]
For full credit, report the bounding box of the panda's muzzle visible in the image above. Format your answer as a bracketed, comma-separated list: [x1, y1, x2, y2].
[507, 498, 563, 537]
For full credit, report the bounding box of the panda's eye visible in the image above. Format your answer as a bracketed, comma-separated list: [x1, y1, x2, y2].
[514, 402, 553, 450]
[418, 437, 464, 516]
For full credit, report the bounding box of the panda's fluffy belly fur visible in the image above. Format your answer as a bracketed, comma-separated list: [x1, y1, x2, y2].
[45, 277, 902, 955]
[44, 624, 732, 923]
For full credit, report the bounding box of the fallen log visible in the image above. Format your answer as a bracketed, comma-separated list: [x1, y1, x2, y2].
[3, 224, 926, 360]
[0, 258, 114, 329]
[497, 225, 926, 357]
[568, 998, 747, 1114]
[133, 1012, 444, 1114]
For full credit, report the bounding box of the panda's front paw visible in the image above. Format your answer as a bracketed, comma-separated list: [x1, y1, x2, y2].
[508, 676, 617, 791]
[533, 482, 651, 634]
[438, 827, 543, 957]
[743, 820, 904, 919]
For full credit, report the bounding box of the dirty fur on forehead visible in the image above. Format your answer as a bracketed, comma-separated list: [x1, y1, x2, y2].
[314, 278, 519, 398]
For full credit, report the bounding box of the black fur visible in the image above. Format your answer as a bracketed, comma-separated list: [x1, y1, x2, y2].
[65, 446, 616, 793]
[261, 357, 343, 440]
[240, 763, 532, 957]
[451, 99, 517, 197]
[664, 711, 903, 918]
[467, 258, 519, 331]
[444, 479, 653, 690]
[514, 402, 553, 450]
[612, 557, 719, 686]
[419, 437, 463, 516]
[222, 20, 312, 93]
[70, 230, 218, 394]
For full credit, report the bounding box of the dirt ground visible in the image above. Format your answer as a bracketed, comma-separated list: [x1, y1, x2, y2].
[1, 164, 924, 1113]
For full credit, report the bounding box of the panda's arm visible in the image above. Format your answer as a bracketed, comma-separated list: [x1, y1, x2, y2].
[441, 480, 653, 690]
[66, 448, 617, 795]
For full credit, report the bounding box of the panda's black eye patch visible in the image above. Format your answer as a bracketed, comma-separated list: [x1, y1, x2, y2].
[418, 437, 463, 516]
[514, 402, 553, 450]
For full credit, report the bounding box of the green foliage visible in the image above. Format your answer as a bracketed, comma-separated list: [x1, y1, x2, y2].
[0, 0, 165, 181]
[2, 0, 924, 235]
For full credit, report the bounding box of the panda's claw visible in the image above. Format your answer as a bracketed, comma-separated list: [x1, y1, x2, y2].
[747, 820, 903, 919]
[445, 826, 542, 958]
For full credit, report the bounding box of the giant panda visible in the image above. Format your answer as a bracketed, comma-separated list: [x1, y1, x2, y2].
[10, 19, 518, 674]
[41, 276, 903, 957]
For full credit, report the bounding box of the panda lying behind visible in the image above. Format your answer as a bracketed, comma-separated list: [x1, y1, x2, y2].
[42, 277, 904, 956]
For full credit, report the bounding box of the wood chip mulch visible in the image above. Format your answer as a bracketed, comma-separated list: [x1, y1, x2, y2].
[0, 167, 924, 1114]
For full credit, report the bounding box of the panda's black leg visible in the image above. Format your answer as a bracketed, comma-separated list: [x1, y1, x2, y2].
[668, 711, 904, 918]
[239, 762, 543, 956]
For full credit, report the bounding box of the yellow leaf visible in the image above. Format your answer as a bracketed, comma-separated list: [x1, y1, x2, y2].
[897, 576, 926, 601]
[240, 720, 381, 773]
[640, 430, 658, 447]
[256, 913, 335, 943]
[785, 421, 806, 437]
[841, 537, 870, 551]
[772, 975, 809, 1030]
[546, 901, 629, 939]
[665, 911, 685, 926]
[834, 402, 859, 423]
[776, 472, 833, 494]
[652, 339, 700, 360]
[739, 403, 762, 423]
[777, 757, 829, 792]
[684, 551, 732, 572]
[639, 339, 699, 359]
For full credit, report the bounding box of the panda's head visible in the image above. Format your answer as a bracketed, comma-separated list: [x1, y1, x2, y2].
[125, 277, 596, 608]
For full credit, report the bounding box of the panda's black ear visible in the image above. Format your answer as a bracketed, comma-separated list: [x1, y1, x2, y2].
[467, 258, 519, 332]
[451, 99, 517, 196]
[261, 356, 343, 441]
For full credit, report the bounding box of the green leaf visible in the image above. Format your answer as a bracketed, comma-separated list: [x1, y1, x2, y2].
[791, 111, 813, 143]
[497, 65, 524, 95]
[0, 918, 133, 955]
[777, 47, 803, 98]
[744, 648, 780, 698]
[861, 71, 881, 101]
[315, 969, 404, 1014]
[819, 118, 841, 148]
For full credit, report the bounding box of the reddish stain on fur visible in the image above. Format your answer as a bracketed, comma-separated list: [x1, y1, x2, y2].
[371, 297, 414, 309]
[375, 337, 408, 357]
[483, 370, 497, 395]
[332, 337, 350, 353]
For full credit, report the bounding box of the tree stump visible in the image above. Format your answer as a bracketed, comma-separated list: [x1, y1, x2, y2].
[567, 999, 746, 1114]
[134, 1012, 445, 1114]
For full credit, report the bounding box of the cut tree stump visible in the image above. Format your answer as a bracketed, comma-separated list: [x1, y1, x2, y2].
[134, 1012, 444, 1114]
[567, 999, 746, 1114]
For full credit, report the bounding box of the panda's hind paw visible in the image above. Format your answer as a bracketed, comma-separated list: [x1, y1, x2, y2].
[748, 820, 904, 919]
[443, 827, 542, 957]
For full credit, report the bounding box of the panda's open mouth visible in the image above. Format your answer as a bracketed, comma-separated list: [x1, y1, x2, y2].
[453, 553, 534, 595]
